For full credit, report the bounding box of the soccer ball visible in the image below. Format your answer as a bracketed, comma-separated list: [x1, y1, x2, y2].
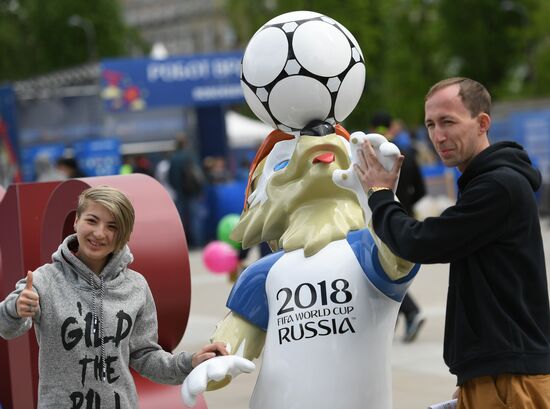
[240, 10, 366, 135]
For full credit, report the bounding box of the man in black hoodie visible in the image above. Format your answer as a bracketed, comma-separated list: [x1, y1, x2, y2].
[355, 77, 550, 408]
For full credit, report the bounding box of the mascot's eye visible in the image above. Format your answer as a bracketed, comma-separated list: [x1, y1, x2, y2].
[274, 160, 289, 171]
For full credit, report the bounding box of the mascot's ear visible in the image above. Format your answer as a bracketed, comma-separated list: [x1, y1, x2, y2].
[300, 120, 335, 136]
[335, 124, 350, 140]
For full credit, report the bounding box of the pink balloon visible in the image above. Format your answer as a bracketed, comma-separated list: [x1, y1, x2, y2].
[202, 240, 239, 274]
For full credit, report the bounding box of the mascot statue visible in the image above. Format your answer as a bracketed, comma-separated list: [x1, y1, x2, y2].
[182, 10, 419, 409]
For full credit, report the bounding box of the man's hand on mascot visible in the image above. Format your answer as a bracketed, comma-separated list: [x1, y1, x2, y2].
[181, 355, 256, 407]
[333, 132, 402, 213]
[354, 134, 404, 192]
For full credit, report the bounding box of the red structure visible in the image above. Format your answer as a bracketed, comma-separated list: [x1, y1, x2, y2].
[0, 174, 207, 408]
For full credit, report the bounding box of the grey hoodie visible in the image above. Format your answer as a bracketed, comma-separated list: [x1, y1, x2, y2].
[0, 234, 193, 408]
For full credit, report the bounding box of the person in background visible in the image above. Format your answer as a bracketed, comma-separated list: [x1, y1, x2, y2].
[168, 135, 206, 248]
[133, 155, 154, 177]
[56, 157, 85, 179]
[203, 156, 232, 184]
[0, 185, 227, 408]
[154, 153, 176, 201]
[119, 155, 134, 175]
[371, 112, 427, 343]
[356, 77, 550, 408]
[34, 153, 66, 182]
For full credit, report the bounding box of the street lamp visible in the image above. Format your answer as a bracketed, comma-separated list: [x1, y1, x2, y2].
[68, 15, 97, 62]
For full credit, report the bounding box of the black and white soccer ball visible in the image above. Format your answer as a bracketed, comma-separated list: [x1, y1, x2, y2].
[240, 10, 366, 135]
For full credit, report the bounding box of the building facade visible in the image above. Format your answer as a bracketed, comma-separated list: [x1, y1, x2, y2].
[120, 0, 238, 57]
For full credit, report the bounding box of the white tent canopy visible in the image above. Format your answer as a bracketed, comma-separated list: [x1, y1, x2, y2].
[225, 111, 273, 148]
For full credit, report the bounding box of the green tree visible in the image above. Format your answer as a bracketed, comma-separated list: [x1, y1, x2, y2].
[436, 0, 534, 97]
[225, 0, 550, 130]
[0, 0, 136, 82]
[376, 0, 445, 125]
[517, 0, 550, 96]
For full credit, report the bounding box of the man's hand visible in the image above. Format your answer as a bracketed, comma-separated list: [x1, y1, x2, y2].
[181, 355, 256, 407]
[16, 271, 39, 319]
[333, 132, 401, 222]
[354, 138, 404, 192]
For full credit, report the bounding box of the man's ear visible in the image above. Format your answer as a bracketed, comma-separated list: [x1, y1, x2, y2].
[478, 113, 491, 135]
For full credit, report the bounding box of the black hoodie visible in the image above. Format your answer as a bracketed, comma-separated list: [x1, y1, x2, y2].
[369, 141, 550, 384]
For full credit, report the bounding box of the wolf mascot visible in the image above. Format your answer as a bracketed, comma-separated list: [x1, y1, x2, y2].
[182, 11, 419, 409]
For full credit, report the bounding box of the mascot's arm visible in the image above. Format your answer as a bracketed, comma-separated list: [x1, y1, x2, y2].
[206, 311, 266, 390]
[333, 131, 415, 281]
[368, 220, 415, 281]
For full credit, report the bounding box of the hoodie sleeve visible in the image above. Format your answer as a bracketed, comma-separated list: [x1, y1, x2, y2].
[0, 277, 34, 340]
[369, 176, 511, 264]
[129, 283, 193, 384]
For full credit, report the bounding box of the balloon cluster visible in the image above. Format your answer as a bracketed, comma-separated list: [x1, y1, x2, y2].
[202, 214, 241, 274]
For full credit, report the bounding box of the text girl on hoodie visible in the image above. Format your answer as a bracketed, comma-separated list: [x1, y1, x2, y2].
[0, 185, 227, 408]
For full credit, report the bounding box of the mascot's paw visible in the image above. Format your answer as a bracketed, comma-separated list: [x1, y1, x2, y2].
[181, 355, 256, 407]
[350, 132, 400, 172]
[333, 132, 400, 219]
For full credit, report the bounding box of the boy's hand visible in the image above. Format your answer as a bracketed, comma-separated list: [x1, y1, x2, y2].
[191, 342, 229, 368]
[16, 271, 40, 319]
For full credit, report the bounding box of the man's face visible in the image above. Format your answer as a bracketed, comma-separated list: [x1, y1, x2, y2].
[424, 84, 488, 172]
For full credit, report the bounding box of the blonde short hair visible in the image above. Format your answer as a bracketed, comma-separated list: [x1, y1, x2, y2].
[76, 186, 135, 252]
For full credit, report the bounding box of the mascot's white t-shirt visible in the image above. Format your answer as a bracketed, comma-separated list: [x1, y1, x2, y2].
[228, 229, 419, 409]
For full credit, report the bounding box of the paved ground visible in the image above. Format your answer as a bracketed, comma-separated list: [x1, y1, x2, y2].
[175, 218, 550, 409]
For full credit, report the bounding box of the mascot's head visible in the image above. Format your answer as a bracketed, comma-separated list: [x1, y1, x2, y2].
[232, 10, 367, 257]
[231, 123, 365, 257]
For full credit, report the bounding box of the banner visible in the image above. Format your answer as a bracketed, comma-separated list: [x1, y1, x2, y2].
[100, 51, 244, 112]
[73, 138, 121, 176]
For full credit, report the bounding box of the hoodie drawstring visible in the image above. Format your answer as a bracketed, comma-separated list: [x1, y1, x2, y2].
[90, 273, 107, 382]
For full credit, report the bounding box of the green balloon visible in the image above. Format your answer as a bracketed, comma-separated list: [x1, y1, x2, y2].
[217, 214, 241, 250]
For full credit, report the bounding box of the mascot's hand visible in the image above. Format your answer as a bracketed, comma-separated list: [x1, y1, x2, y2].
[333, 132, 400, 221]
[181, 355, 256, 407]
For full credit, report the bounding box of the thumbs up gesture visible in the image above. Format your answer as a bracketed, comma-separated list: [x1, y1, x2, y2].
[16, 271, 40, 319]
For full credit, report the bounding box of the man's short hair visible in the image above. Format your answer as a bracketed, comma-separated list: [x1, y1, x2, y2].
[425, 77, 491, 117]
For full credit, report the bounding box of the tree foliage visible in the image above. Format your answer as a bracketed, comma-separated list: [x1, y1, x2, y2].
[0, 0, 134, 82]
[226, 0, 550, 128]
[2, 0, 549, 128]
